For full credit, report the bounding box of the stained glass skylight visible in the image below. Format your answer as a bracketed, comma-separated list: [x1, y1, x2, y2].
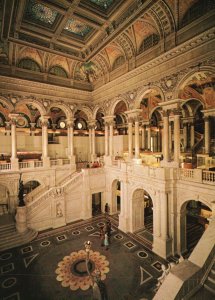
[89, 0, 114, 9]
[64, 19, 93, 37]
[25, 0, 58, 25]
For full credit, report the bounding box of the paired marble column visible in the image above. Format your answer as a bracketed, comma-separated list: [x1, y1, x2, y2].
[169, 122, 172, 153]
[204, 116, 210, 154]
[103, 116, 115, 158]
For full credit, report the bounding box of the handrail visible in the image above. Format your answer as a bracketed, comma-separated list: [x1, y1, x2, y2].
[0, 163, 11, 170]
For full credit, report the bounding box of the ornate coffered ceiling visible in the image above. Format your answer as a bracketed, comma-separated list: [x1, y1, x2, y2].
[0, 0, 214, 91]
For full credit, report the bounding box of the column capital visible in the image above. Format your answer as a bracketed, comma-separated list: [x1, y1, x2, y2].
[125, 109, 142, 119]
[162, 110, 169, 118]
[9, 113, 19, 125]
[173, 108, 181, 116]
[103, 115, 115, 125]
[66, 118, 75, 128]
[40, 115, 49, 127]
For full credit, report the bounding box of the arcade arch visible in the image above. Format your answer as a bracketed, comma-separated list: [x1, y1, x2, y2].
[111, 179, 121, 214]
[131, 188, 153, 233]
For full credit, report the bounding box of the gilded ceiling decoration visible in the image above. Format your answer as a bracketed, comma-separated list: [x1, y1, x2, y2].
[64, 18, 93, 37]
[89, 0, 114, 9]
[24, 0, 58, 25]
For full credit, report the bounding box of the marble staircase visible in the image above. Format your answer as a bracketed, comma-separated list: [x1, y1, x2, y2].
[0, 214, 37, 252]
[204, 260, 215, 295]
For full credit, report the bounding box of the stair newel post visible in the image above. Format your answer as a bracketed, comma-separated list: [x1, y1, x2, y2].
[15, 174, 27, 233]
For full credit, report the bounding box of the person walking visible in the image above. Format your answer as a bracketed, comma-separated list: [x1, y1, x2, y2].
[104, 232, 109, 250]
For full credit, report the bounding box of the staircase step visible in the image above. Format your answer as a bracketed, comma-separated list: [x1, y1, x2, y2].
[208, 275, 215, 285]
[204, 280, 215, 295]
[0, 229, 38, 252]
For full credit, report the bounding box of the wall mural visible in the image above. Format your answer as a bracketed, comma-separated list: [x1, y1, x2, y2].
[179, 72, 215, 109]
[140, 91, 162, 121]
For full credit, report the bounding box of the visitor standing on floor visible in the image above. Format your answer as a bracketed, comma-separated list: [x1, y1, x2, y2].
[104, 232, 109, 250]
[99, 226, 105, 247]
[106, 220, 112, 244]
[104, 203, 109, 216]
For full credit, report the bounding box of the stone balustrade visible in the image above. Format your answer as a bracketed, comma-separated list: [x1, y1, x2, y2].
[0, 158, 72, 172]
[179, 168, 215, 185]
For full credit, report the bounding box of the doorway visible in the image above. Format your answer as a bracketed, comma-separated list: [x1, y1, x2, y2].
[92, 192, 102, 216]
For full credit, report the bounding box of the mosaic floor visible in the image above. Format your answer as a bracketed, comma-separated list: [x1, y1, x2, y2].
[0, 216, 167, 300]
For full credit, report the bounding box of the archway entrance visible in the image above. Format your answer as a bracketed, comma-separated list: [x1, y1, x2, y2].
[0, 184, 10, 215]
[132, 189, 153, 234]
[92, 192, 102, 216]
[112, 180, 121, 214]
[182, 200, 212, 256]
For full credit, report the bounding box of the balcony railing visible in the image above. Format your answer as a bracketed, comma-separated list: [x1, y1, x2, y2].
[179, 168, 215, 185]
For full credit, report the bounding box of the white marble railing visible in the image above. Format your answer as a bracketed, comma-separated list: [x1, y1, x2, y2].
[25, 185, 48, 203]
[179, 168, 215, 185]
[27, 172, 83, 214]
[0, 163, 11, 171]
[0, 158, 72, 172]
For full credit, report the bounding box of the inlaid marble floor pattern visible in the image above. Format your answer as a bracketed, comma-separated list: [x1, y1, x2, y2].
[0, 216, 167, 300]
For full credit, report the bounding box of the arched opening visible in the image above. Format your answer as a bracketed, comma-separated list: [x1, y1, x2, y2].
[0, 184, 10, 215]
[92, 192, 102, 217]
[132, 188, 153, 236]
[181, 200, 212, 257]
[23, 180, 40, 196]
[112, 180, 121, 215]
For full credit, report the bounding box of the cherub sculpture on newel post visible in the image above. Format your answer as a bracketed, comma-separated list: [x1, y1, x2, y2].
[15, 174, 27, 233]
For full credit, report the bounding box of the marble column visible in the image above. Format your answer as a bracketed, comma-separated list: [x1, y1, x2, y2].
[92, 125, 96, 157]
[169, 122, 172, 153]
[40, 116, 50, 166]
[204, 116, 210, 154]
[162, 111, 169, 161]
[105, 123, 109, 156]
[128, 119, 133, 159]
[134, 118, 140, 158]
[109, 122, 114, 156]
[9, 114, 18, 160]
[174, 111, 180, 163]
[147, 126, 151, 151]
[190, 122, 195, 148]
[183, 123, 188, 151]
[89, 127, 92, 160]
[141, 125, 146, 150]
[67, 120, 75, 159]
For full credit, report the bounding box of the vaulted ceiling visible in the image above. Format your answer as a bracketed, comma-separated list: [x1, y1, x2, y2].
[0, 0, 214, 90]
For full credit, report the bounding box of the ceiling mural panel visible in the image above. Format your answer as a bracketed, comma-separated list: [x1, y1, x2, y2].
[24, 0, 59, 26]
[64, 18, 93, 38]
[88, 0, 114, 9]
